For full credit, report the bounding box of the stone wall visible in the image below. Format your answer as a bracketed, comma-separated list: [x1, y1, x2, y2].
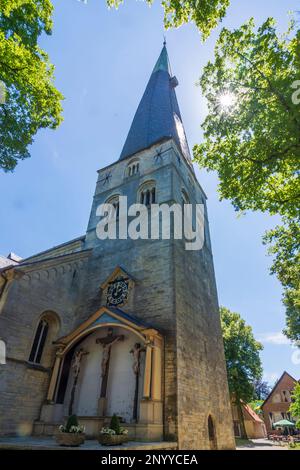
[0, 253, 89, 435]
[172, 213, 234, 448]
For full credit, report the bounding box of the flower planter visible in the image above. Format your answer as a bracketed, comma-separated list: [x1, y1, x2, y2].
[98, 434, 129, 446]
[55, 432, 85, 447]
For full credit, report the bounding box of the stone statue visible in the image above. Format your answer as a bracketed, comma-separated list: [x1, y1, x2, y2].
[130, 342, 145, 376]
[96, 328, 125, 406]
[130, 342, 146, 422]
[69, 348, 89, 415]
[71, 348, 89, 378]
[96, 328, 125, 378]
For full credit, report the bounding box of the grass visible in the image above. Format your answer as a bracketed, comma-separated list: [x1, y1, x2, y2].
[235, 438, 254, 447]
[288, 443, 300, 450]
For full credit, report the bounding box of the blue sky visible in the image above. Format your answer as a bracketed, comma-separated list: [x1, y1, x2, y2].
[1, 0, 299, 385]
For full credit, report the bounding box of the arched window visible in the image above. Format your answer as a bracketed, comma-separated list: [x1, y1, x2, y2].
[29, 319, 49, 364]
[106, 195, 120, 218]
[126, 160, 140, 178]
[28, 311, 60, 366]
[138, 181, 156, 206]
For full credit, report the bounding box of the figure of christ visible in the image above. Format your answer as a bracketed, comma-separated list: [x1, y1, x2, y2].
[130, 343, 146, 421]
[96, 328, 125, 399]
[68, 348, 89, 416]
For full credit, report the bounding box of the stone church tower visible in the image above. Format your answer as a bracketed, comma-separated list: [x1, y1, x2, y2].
[0, 44, 235, 450]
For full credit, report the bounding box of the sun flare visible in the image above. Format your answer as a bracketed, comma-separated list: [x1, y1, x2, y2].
[218, 91, 236, 112]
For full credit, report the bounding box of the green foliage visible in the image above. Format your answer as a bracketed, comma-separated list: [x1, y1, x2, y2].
[107, 0, 230, 40]
[220, 306, 263, 404]
[66, 414, 79, 432]
[110, 414, 121, 435]
[195, 18, 300, 341]
[248, 400, 263, 416]
[0, 0, 63, 171]
[252, 378, 271, 401]
[195, 18, 300, 219]
[289, 383, 300, 429]
[264, 217, 300, 343]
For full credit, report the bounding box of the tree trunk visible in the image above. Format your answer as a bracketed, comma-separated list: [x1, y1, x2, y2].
[237, 401, 247, 439]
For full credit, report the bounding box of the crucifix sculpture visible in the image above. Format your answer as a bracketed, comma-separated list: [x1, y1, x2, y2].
[130, 342, 146, 422]
[96, 327, 124, 415]
[68, 348, 89, 416]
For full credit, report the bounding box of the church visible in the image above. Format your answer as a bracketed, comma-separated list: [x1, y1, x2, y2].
[0, 44, 235, 450]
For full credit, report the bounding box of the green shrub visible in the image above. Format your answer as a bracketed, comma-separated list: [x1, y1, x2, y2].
[66, 415, 79, 432]
[110, 414, 121, 435]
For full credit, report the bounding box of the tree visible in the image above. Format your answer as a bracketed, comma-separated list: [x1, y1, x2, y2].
[252, 378, 271, 401]
[263, 218, 300, 343]
[0, 0, 63, 171]
[195, 18, 300, 219]
[194, 18, 300, 341]
[107, 0, 230, 40]
[289, 382, 300, 429]
[248, 400, 263, 416]
[221, 306, 263, 438]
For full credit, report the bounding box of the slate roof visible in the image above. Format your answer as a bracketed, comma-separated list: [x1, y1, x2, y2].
[119, 44, 191, 163]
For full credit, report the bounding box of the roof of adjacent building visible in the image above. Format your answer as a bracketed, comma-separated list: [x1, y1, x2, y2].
[243, 403, 264, 423]
[21, 235, 86, 264]
[261, 371, 298, 408]
[119, 44, 191, 163]
[0, 252, 22, 269]
[0, 237, 87, 276]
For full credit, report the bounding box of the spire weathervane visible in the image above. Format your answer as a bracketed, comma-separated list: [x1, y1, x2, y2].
[163, 35, 166, 47]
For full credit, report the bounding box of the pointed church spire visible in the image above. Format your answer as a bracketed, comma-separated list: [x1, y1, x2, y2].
[152, 43, 170, 74]
[119, 44, 191, 162]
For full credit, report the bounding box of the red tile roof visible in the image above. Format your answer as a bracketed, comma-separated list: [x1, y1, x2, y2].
[243, 403, 264, 423]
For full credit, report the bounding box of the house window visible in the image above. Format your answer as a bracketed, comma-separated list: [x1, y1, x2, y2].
[269, 412, 273, 427]
[272, 393, 281, 403]
[282, 390, 291, 403]
[29, 319, 49, 364]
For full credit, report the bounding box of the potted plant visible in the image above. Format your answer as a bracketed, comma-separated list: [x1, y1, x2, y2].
[98, 414, 129, 446]
[56, 414, 85, 447]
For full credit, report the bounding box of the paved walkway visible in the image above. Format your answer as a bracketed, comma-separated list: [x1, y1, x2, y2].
[236, 438, 288, 451]
[0, 436, 289, 451]
[0, 436, 177, 451]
